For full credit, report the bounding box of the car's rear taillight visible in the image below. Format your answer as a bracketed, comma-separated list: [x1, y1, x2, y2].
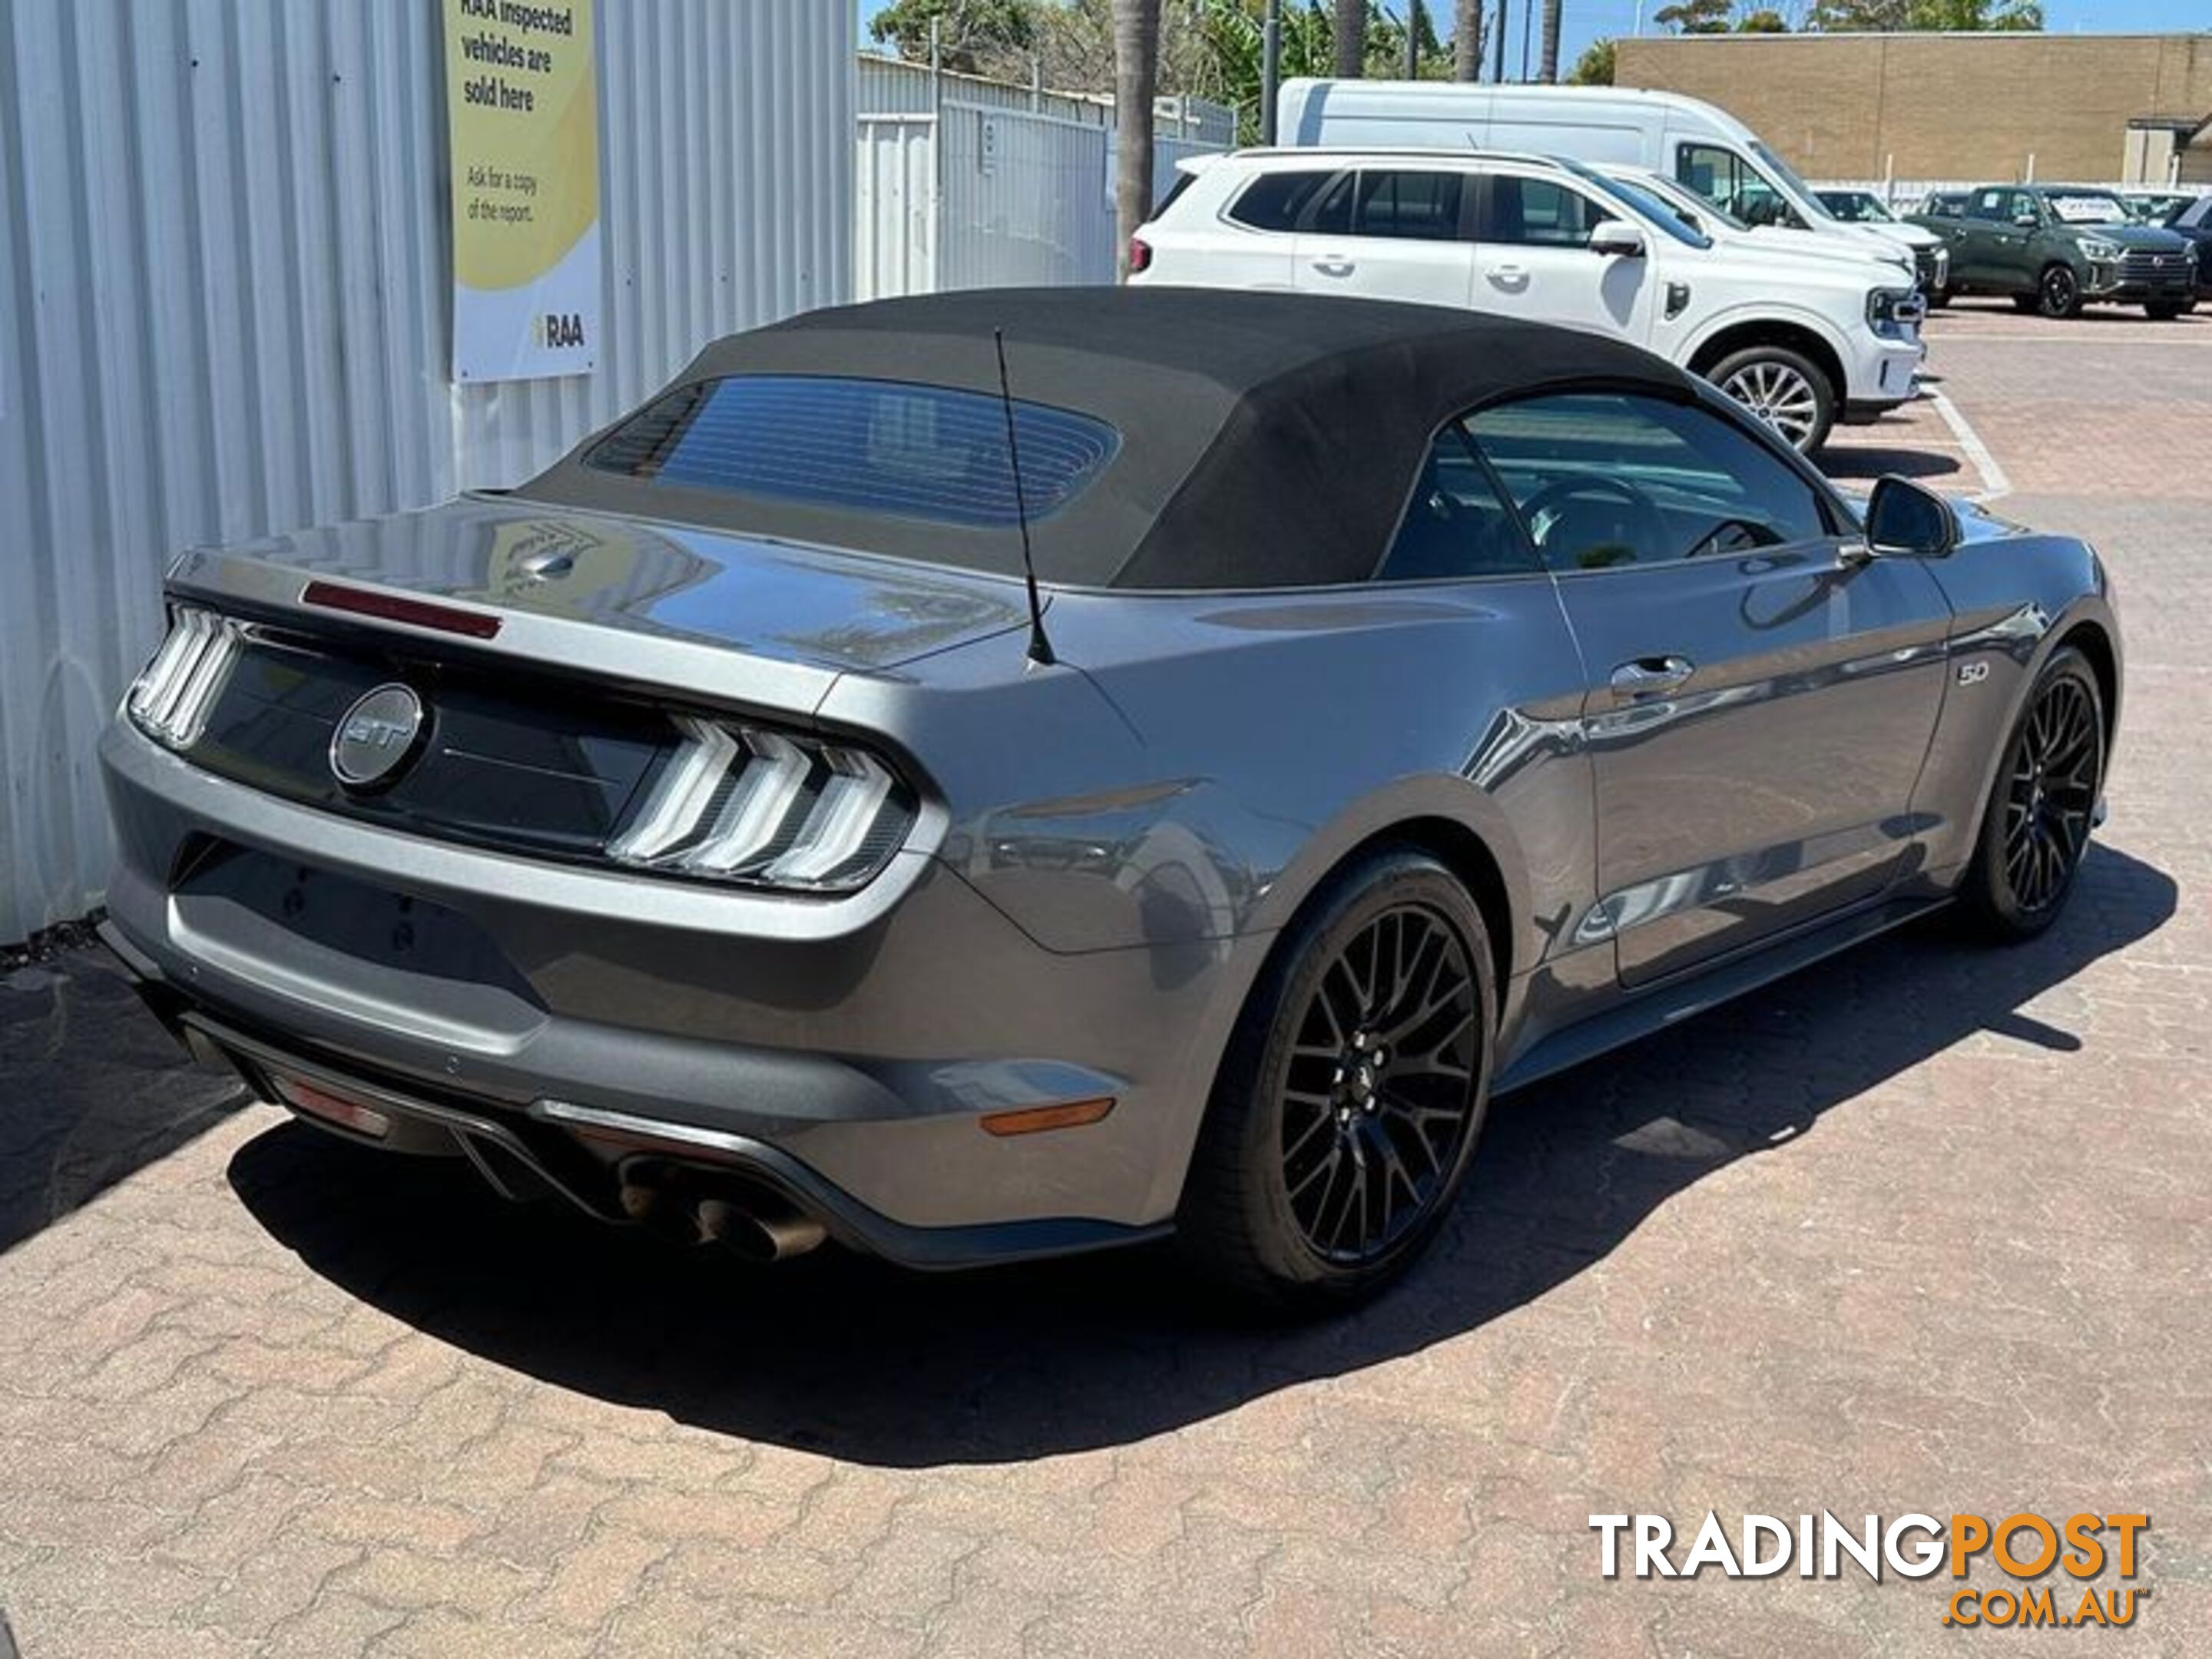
[1128, 236, 1154, 275]
[608, 716, 915, 893]
[127, 607, 244, 750]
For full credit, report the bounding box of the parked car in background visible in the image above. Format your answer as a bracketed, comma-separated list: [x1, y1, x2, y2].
[99, 289, 2123, 1310]
[1909, 184, 2197, 319]
[1134, 149, 1924, 453]
[1817, 188, 1901, 224]
[2162, 193, 2212, 295]
[2118, 188, 2194, 224]
[1621, 167, 1927, 286]
[1276, 80, 1952, 300]
[1915, 190, 1970, 220]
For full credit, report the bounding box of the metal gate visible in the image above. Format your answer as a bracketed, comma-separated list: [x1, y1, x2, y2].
[940, 104, 1114, 291]
[857, 98, 1211, 300]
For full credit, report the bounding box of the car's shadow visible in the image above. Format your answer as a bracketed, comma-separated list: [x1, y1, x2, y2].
[1820, 445, 1964, 485]
[227, 843, 2174, 1466]
[1937, 297, 2204, 325]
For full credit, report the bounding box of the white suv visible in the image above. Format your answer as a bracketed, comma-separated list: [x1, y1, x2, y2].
[1131, 149, 1924, 453]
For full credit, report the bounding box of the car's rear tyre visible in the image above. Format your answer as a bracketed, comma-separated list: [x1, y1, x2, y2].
[1958, 646, 2104, 943]
[2144, 300, 2191, 320]
[2037, 263, 2084, 319]
[1710, 346, 1836, 454]
[1926, 285, 1952, 310]
[1177, 849, 1495, 1314]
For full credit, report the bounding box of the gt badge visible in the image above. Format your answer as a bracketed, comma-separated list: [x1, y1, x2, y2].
[329, 684, 427, 790]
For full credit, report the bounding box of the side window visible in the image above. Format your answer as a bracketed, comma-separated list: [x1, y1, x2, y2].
[1352, 170, 1466, 241]
[1485, 177, 1611, 247]
[1227, 170, 1340, 233]
[1465, 393, 1831, 571]
[1675, 143, 1790, 228]
[1306, 170, 1357, 235]
[1972, 188, 2009, 221]
[2008, 191, 2041, 224]
[1376, 426, 1542, 582]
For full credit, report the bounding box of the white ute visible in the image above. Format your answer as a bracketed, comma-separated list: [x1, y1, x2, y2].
[1132, 148, 1924, 453]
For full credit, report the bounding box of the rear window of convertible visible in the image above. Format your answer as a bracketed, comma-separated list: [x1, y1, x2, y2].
[585, 374, 1121, 528]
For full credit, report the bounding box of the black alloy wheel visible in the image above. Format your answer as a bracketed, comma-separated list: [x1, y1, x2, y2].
[1962, 647, 2104, 942]
[1179, 848, 1495, 1311]
[2038, 263, 2083, 319]
[1999, 671, 2100, 913]
[1279, 902, 1482, 1265]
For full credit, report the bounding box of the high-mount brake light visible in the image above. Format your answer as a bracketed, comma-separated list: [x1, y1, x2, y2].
[300, 581, 502, 639]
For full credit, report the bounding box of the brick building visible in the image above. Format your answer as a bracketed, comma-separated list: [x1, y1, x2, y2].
[1612, 31, 2212, 184]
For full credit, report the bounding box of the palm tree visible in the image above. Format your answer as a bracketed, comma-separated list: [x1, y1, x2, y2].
[1453, 0, 1483, 79]
[1114, 0, 1161, 280]
[1538, 0, 1561, 81]
[1333, 0, 1366, 78]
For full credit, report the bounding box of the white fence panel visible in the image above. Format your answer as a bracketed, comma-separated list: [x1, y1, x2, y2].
[939, 104, 1116, 290]
[856, 115, 938, 301]
[1156, 135, 1221, 202]
[0, 0, 856, 944]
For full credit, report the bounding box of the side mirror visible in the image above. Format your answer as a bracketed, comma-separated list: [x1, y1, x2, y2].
[1863, 475, 1959, 558]
[2013, 211, 2040, 228]
[1589, 220, 1646, 259]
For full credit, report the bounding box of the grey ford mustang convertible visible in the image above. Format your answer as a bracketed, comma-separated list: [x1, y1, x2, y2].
[101, 289, 2119, 1310]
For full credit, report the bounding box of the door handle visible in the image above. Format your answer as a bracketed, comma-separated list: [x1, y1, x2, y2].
[1309, 256, 1355, 277]
[1608, 656, 1695, 698]
[1488, 263, 1529, 287]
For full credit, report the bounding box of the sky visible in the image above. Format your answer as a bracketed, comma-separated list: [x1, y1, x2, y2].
[859, 2, 2207, 84]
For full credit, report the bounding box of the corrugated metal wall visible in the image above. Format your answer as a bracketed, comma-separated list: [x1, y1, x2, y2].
[856, 78, 1224, 303]
[0, 0, 855, 945]
[858, 52, 1236, 147]
[860, 53, 1104, 126]
[939, 104, 1115, 292]
[855, 114, 939, 302]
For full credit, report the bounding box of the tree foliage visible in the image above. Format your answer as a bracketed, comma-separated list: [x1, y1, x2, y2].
[869, 0, 1038, 74]
[1654, 0, 1736, 31]
[865, 0, 1520, 144]
[1809, 0, 2043, 27]
[1568, 37, 1617, 84]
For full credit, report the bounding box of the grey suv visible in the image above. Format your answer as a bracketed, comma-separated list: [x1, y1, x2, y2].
[1909, 184, 2197, 318]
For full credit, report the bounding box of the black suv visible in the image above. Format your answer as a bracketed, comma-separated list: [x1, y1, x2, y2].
[1909, 184, 2197, 319]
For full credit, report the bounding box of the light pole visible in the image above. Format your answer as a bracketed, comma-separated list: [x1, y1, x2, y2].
[1261, 0, 1282, 141]
[1406, 1, 1422, 78]
[1492, 0, 1508, 81]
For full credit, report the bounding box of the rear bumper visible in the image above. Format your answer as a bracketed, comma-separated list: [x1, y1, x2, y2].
[102, 938, 1166, 1269]
[99, 720, 1261, 1263]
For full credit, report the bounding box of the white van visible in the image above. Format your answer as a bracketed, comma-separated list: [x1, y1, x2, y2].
[1277, 80, 1950, 297]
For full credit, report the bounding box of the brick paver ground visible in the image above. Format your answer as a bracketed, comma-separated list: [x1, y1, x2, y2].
[1, 306, 2207, 1656]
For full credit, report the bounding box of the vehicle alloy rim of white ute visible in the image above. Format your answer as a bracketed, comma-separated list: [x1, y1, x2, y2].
[1720, 359, 1823, 450]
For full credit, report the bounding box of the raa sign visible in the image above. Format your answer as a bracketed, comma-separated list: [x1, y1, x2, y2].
[443, 0, 601, 382]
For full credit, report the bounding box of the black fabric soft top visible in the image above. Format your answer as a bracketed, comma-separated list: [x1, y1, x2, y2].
[518, 286, 1691, 591]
